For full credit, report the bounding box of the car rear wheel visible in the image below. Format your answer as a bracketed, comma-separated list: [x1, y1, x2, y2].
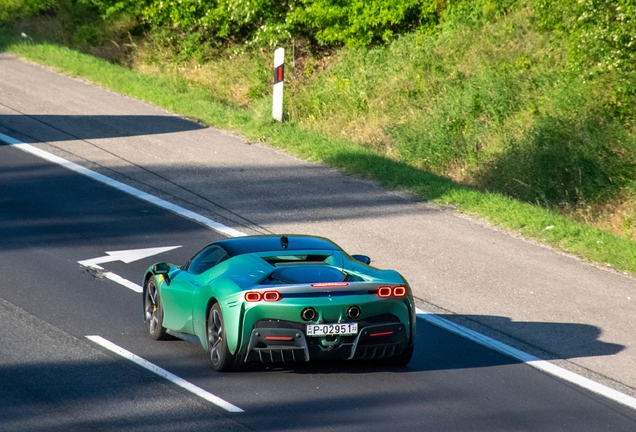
[144, 278, 167, 340]
[207, 304, 236, 372]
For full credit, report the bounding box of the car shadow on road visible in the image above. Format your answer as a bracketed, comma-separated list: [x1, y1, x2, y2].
[255, 315, 624, 375]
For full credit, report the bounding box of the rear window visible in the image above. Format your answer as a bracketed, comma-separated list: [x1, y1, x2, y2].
[261, 266, 347, 285]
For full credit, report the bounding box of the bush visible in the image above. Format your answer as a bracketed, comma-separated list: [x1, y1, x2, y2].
[0, 0, 51, 22]
[530, 0, 636, 121]
[83, 0, 297, 55]
[291, 0, 439, 47]
[4, 0, 524, 57]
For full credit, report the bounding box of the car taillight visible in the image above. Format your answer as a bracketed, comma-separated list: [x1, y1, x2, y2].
[245, 291, 281, 302]
[245, 292, 262, 302]
[377, 286, 392, 297]
[263, 291, 281, 302]
[393, 286, 406, 297]
[377, 286, 407, 298]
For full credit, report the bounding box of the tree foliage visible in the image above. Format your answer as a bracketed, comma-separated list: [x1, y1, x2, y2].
[531, 0, 636, 120]
[3, 0, 521, 50]
[532, 0, 636, 75]
[291, 0, 439, 47]
[0, 0, 51, 21]
[80, 0, 297, 49]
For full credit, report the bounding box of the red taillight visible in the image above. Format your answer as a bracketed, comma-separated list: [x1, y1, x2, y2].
[377, 286, 392, 297]
[265, 335, 293, 341]
[312, 282, 350, 288]
[246, 291, 281, 302]
[245, 292, 262, 302]
[263, 291, 281, 302]
[393, 286, 406, 297]
[377, 286, 407, 298]
[370, 331, 393, 337]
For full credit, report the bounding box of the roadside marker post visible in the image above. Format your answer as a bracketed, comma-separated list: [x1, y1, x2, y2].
[273, 48, 284, 122]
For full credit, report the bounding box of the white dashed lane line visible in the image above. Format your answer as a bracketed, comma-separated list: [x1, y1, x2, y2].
[86, 335, 244, 413]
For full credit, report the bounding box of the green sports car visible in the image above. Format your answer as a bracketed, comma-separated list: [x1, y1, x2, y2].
[142, 234, 415, 371]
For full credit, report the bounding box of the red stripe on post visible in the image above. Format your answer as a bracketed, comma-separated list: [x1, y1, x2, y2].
[274, 65, 284, 84]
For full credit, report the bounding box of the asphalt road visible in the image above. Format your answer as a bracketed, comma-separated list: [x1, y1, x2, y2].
[2, 142, 636, 431]
[1, 53, 634, 399]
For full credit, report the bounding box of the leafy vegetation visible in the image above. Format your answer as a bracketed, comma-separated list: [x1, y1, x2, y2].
[0, 0, 48, 22]
[0, 0, 520, 56]
[292, 0, 438, 46]
[288, 5, 636, 225]
[1, 0, 636, 269]
[532, 0, 636, 121]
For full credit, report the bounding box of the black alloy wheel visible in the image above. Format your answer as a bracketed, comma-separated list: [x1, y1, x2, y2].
[207, 303, 236, 371]
[144, 278, 167, 340]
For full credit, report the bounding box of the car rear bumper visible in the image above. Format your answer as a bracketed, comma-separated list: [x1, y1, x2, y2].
[243, 318, 409, 364]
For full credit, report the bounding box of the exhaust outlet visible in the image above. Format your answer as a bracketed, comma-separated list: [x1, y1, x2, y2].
[301, 307, 317, 321]
[347, 305, 361, 319]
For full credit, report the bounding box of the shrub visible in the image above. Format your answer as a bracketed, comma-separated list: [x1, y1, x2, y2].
[83, 0, 297, 54]
[0, 0, 51, 22]
[291, 0, 439, 47]
[530, 0, 636, 121]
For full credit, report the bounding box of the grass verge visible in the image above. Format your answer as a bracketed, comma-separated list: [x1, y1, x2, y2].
[2, 33, 636, 274]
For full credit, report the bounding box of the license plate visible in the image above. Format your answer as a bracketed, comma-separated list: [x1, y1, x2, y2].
[306, 322, 358, 337]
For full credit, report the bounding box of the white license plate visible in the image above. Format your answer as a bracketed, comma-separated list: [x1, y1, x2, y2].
[306, 323, 358, 337]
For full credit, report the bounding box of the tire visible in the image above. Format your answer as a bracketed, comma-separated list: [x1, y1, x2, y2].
[207, 303, 236, 372]
[144, 278, 168, 340]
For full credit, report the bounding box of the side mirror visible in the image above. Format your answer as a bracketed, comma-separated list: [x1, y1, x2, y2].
[153, 263, 170, 274]
[352, 254, 371, 265]
[153, 263, 171, 285]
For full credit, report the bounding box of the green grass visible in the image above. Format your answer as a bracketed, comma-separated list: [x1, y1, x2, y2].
[288, 7, 636, 211]
[2, 32, 636, 274]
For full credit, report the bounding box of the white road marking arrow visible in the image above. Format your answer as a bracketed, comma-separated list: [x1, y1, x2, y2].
[78, 246, 181, 270]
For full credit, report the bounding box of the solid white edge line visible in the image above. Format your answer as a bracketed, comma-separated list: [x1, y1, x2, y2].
[3, 131, 636, 412]
[416, 308, 636, 410]
[103, 272, 143, 293]
[86, 335, 244, 413]
[0, 133, 246, 238]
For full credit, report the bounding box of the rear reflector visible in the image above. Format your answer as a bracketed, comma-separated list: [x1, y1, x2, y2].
[377, 287, 392, 297]
[265, 336, 293, 341]
[370, 331, 393, 337]
[263, 291, 281, 302]
[393, 286, 406, 297]
[245, 292, 262, 302]
[312, 282, 350, 288]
